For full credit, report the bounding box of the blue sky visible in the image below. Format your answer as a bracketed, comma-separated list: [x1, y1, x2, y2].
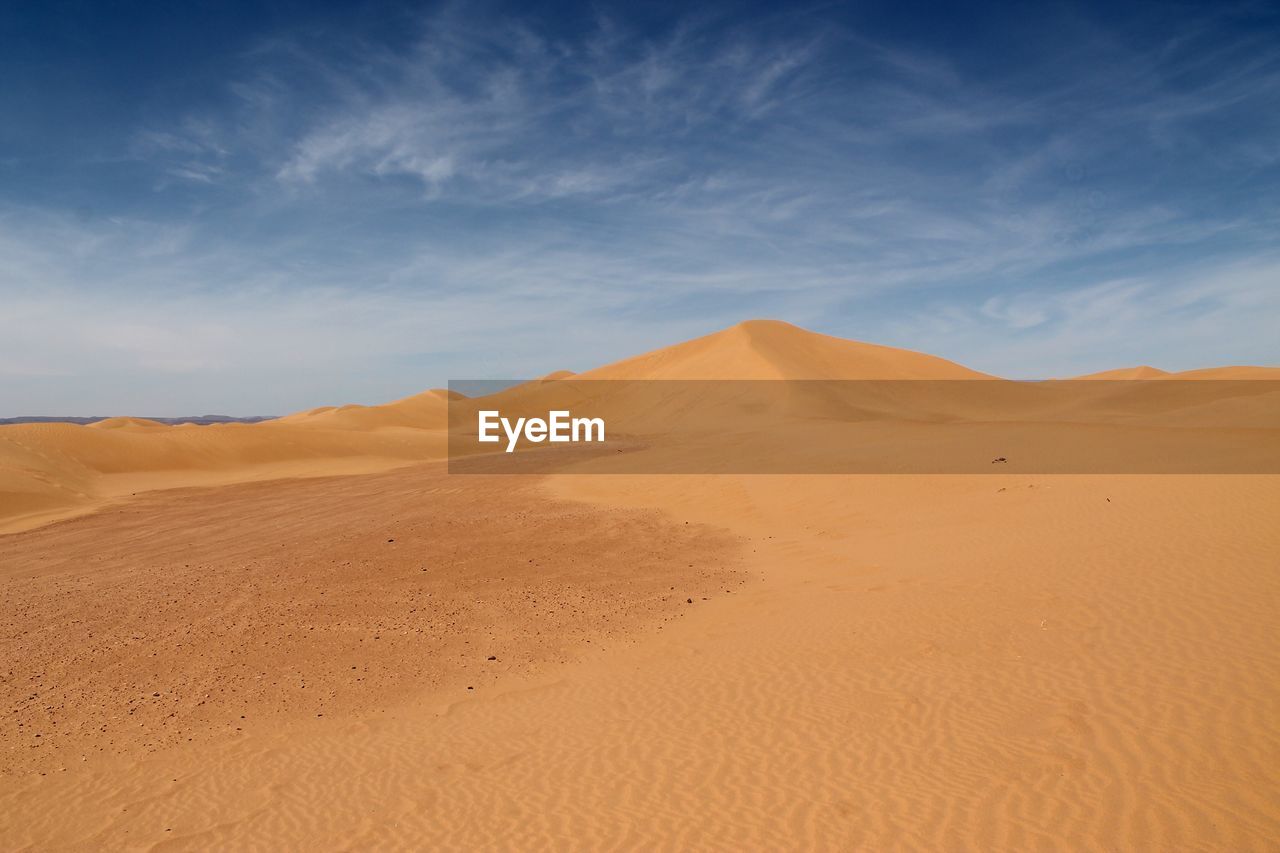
[2, 0, 1278, 414]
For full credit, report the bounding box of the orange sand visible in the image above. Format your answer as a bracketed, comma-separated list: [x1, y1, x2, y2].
[2, 320, 1278, 849]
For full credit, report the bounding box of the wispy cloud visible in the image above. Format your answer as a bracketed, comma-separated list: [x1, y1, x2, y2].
[1, 2, 1277, 412]
[881, 257, 1280, 377]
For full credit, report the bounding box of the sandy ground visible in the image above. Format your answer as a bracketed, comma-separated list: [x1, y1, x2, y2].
[1, 471, 1277, 848]
[2, 321, 1279, 849]
[0, 465, 742, 778]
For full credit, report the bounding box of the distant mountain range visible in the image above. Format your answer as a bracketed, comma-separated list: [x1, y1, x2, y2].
[0, 415, 277, 426]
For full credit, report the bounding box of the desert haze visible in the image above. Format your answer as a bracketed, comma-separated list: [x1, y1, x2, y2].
[2, 321, 1279, 849]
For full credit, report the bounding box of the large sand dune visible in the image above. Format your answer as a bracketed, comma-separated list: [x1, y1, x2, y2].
[3, 319, 1276, 531]
[582, 319, 992, 380]
[444, 321, 1280, 474]
[2, 320, 1279, 849]
[3, 319, 988, 530]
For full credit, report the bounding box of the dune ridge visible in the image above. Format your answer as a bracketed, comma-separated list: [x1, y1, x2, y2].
[3, 320, 1278, 530]
[2, 319, 1279, 849]
[1073, 364, 1280, 380]
[273, 388, 454, 431]
[581, 319, 992, 380]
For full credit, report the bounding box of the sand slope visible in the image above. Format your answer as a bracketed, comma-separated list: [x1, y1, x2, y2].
[272, 389, 454, 431]
[581, 319, 992, 380]
[6, 319, 1276, 532]
[444, 321, 1280, 473]
[0, 399, 450, 533]
[1075, 365, 1280, 380]
[2, 320, 1279, 850]
[1171, 365, 1280, 380]
[0, 465, 742, 778]
[2, 468, 1277, 849]
[1074, 365, 1171, 380]
[1, 320, 992, 531]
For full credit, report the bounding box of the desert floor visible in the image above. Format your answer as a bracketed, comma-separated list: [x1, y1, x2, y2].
[3, 322, 1278, 849]
[2, 463, 1278, 850]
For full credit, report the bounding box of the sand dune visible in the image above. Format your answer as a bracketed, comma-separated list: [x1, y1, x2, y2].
[453, 321, 991, 440]
[1171, 365, 1280, 380]
[87, 416, 171, 430]
[581, 319, 992, 380]
[1074, 365, 1171, 380]
[4, 320, 1274, 532]
[4, 319, 991, 530]
[4, 469, 1277, 848]
[444, 321, 1280, 473]
[0, 419, 445, 534]
[273, 388, 454, 430]
[0, 388, 457, 532]
[2, 320, 1279, 849]
[2, 317, 1276, 520]
[1075, 364, 1280, 380]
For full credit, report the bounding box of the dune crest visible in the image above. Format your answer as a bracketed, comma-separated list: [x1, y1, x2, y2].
[581, 319, 992, 380]
[3, 320, 1278, 530]
[1171, 365, 1280, 380]
[1075, 364, 1280, 380]
[86, 416, 171, 430]
[1074, 365, 1170, 380]
[2, 320, 1280, 849]
[273, 389, 450, 431]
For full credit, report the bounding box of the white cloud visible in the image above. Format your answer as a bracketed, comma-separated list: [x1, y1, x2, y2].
[882, 258, 1280, 377]
[3, 5, 1278, 412]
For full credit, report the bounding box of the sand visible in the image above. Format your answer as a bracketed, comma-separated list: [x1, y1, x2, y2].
[580, 319, 993, 380]
[2, 319, 1278, 849]
[0, 403, 448, 535]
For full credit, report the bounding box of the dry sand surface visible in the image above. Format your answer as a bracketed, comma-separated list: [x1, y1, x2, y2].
[2, 320, 1279, 849]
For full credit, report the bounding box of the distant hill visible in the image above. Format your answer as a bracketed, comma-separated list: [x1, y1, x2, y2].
[0, 415, 278, 426]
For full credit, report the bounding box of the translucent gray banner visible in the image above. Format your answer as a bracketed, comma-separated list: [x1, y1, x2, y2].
[446, 380, 1280, 474]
